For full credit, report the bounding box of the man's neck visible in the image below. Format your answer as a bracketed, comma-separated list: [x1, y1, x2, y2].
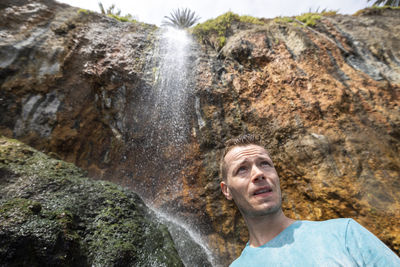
[244, 210, 295, 248]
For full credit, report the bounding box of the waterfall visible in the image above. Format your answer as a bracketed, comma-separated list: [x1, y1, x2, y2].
[127, 27, 215, 266]
[153, 209, 214, 267]
[150, 27, 193, 145]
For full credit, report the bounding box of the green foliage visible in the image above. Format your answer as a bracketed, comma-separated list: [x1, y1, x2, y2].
[98, 2, 136, 23]
[192, 12, 238, 48]
[107, 13, 137, 23]
[367, 0, 400, 7]
[238, 15, 264, 25]
[321, 10, 338, 16]
[307, 7, 338, 16]
[353, 5, 400, 15]
[192, 12, 264, 49]
[98, 2, 106, 14]
[274, 9, 336, 26]
[274, 16, 295, 23]
[274, 13, 321, 27]
[295, 13, 322, 27]
[163, 8, 200, 28]
[99, 2, 120, 15]
[77, 9, 89, 15]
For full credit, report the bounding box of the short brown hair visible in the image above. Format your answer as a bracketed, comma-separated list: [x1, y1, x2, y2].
[219, 134, 265, 181]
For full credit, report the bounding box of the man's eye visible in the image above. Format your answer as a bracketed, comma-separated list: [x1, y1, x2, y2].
[260, 161, 271, 167]
[237, 166, 247, 174]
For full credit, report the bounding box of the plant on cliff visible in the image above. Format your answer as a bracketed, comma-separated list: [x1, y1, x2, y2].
[274, 16, 295, 24]
[295, 13, 322, 26]
[98, 2, 136, 23]
[368, 0, 400, 6]
[162, 8, 200, 28]
[274, 9, 336, 26]
[308, 7, 338, 16]
[77, 8, 90, 15]
[354, 4, 400, 15]
[192, 12, 263, 49]
[99, 2, 121, 15]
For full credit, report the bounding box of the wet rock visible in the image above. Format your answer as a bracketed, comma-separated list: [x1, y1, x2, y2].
[0, 137, 183, 266]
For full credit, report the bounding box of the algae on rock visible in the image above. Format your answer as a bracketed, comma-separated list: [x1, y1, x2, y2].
[0, 136, 183, 267]
[192, 12, 264, 50]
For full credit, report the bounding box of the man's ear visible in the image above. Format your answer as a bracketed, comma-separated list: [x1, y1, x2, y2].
[221, 181, 232, 200]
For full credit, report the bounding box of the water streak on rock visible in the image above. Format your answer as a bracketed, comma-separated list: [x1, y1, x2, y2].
[129, 27, 215, 266]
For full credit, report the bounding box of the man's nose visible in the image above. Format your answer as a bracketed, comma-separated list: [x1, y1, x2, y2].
[251, 165, 265, 182]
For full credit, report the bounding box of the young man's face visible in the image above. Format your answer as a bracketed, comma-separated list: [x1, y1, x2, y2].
[221, 144, 282, 218]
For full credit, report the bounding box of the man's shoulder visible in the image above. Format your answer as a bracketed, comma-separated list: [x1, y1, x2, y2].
[296, 218, 353, 233]
[303, 217, 352, 224]
[301, 217, 354, 229]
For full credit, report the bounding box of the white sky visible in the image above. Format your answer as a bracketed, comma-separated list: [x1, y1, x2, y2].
[56, 0, 373, 26]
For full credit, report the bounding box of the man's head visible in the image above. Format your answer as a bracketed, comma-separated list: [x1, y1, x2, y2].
[220, 134, 265, 182]
[220, 134, 282, 218]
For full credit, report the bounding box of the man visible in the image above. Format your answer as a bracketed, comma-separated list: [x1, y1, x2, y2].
[220, 134, 400, 266]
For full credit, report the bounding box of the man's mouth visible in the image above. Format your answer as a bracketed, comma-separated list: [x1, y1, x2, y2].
[253, 187, 272, 196]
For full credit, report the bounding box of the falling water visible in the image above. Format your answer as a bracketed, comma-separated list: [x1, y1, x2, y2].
[149, 27, 193, 145]
[153, 209, 214, 267]
[130, 26, 195, 206]
[127, 27, 215, 266]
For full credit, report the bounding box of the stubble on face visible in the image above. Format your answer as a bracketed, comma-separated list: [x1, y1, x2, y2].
[223, 145, 283, 219]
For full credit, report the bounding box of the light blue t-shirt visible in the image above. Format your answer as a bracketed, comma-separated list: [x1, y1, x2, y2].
[231, 219, 400, 266]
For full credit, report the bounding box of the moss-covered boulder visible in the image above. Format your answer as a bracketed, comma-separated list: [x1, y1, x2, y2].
[0, 136, 183, 267]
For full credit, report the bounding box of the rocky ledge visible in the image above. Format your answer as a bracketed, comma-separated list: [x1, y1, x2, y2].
[0, 136, 183, 266]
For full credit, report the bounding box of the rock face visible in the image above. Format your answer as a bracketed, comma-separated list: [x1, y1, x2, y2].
[192, 8, 400, 263]
[0, 0, 399, 265]
[0, 136, 183, 266]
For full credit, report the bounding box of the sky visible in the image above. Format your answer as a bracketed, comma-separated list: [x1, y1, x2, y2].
[56, 0, 373, 26]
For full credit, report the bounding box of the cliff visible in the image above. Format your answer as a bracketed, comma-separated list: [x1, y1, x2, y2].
[192, 7, 400, 263]
[0, 0, 399, 265]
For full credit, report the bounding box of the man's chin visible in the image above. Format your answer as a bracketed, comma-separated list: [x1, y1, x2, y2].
[241, 203, 282, 218]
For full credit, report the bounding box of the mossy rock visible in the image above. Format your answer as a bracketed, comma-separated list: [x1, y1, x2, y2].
[274, 10, 337, 27]
[192, 11, 264, 50]
[353, 5, 400, 16]
[295, 13, 322, 27]
[0, 137, 183, 267]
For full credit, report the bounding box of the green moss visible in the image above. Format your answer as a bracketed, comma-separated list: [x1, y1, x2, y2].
[0, 136, 183, 266]
[77, 9, 89, 15]
[192, 12, 238, 46]
[238, 15, 264, 25]
[88, 205, 144, 265]
[0, 198, 33, 218]
[274, 16, 295, 24]
[107, 14, 137, 23]
[295, 13, 322, 27]
[353, 5, 400, 16]
[218, 36, 226, 47]
[192, 12, 264, 49]
[321, 10, 338, 16]
[274, 10, 336, 26]
[55, 209, 74, 227]
[0, 137, 86, 182]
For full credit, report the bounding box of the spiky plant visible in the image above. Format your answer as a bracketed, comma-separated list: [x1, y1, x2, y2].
[98, 2, 135, 23]
[98, 2, 122, 15]
[98, 2, 105, 14]
[368, 0, 400, 6]
[163, 8, 200, 28]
